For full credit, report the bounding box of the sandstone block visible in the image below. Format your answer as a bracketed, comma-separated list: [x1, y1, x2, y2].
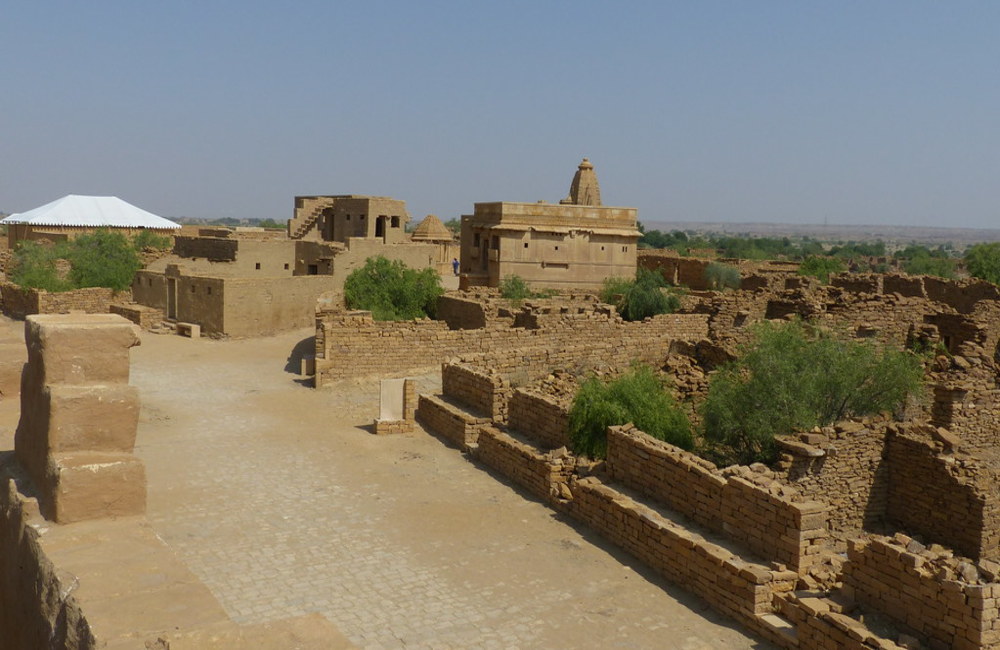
[24, 314, 140, 386]
[43, 452, 146, 523]
[44, 384, 140, 453]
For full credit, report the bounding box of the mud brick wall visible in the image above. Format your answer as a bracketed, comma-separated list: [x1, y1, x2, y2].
[441, 363, 511, 422]
[883, 274, 926, 298]
[831, 274, 881, 294]
[638, 253, 711, 289]
[507, 389, 570, 449]
[566, 477, 797, 625]
[931, 372, 1000, 451]
[844, 535, 1000, 649]
[777, 420, 891, 540]
[886, 427, 1000, 561]
[1, 282, 121, 318]
[0, 470, 96, 649]
[472, 427, 574, 501]
[172, 236, 238, 261]
[605, 426, 827, 572]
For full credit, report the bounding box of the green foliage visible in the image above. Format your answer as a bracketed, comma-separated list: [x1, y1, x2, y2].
[702, 321, 925, 465]
[10, 240, 74, 292]
[344, 256, 444, 321]
[965, 243, 1000, 286]
[499, 275, 533, 301]
[443, 218, 461, 232]
[828, 241, 886, 259]
[67, 229, 142, 291]
[704, 262, 741, 290]
[798, 256, 845, 283]
[256, 218, 285, 229]
[600, 268, 679, 321]
[11, 230, 141, 292]
[569, 366, 693, 458]
[902, 255, 956, 279]
[132, 230, 172, 251]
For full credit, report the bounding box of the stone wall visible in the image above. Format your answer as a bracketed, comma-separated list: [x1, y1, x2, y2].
[0, 466, 96, 649]
[437, 294, 489, 330]
[605, 425, 828, 572]
[314, 309, 710, 386]
[441, 363, 511, 422]
[1, 282, 122, 319]
[109, 303, 164, 329]
[172, 236, 238, 261]
[886, 426, 1000, 561]
[844, 534, 1000, 649]
[471, 427, 575, 502]
[565, 476, 798, 626]
[776, 419, 892, 541]
[507, 388, 571, 449]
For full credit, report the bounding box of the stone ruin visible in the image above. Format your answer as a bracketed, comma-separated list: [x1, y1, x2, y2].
[317, 269, 1000, 649]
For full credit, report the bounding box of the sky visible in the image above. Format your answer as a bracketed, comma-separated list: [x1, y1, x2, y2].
[2, 2, 998, 228]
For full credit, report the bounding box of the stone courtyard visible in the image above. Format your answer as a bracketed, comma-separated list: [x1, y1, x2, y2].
[44, 319, 766, 649]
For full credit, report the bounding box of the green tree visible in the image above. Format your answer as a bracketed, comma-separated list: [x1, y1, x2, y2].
[569, 365, 692, 458]
[67, 229, 142, 290]
[443, 218, 461, 233]
[702, 321, 924, 464]
[965, 243, 1000, 285]
[257, 218, 285, 229]
[798, 256, 845, 283]
[704, 262, 740, 290]
[344, 256, 444, 320]
[599, 268, 680, 321]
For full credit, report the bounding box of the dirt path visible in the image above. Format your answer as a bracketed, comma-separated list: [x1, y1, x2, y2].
[125, 327, 770, 649]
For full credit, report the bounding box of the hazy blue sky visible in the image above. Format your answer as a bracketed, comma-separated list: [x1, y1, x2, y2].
[2, 2, 998, 228]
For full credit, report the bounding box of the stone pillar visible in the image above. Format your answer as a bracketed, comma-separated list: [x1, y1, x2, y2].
[14, 314, 146, 523]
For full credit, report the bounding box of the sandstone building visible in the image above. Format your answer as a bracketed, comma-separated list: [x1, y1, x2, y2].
[459, 159, 640, 290]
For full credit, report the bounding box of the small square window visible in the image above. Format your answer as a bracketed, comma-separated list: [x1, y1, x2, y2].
[554, 245, 559, 251]
[346, 214, 351, 220]
[255, 262, 261, 270]
[284, 263, 289, 270]
[524, 242, 528, 248]
[207, 287, 212, 295]
[148, 278, 153, 286]
[360, 214, 365, 220]
[191, 285, 196, 293]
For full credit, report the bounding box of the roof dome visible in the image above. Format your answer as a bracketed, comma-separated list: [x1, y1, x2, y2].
[410, 214, 453, 241]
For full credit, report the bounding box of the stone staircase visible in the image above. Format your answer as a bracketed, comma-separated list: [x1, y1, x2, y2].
[289, 204, 324, 240]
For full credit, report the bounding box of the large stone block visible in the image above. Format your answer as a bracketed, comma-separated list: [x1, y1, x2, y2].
[44, 452, 146, 523]
[24, 314, 140, 387]
[45, 384, 140, 453]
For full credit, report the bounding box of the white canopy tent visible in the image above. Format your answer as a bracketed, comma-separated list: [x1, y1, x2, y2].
[1, 195, 181, 230]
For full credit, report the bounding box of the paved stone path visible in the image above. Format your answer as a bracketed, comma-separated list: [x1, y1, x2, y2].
[132, 328, 770, 649]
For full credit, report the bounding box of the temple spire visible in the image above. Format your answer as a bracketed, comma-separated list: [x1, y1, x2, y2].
[561, 157, 602, 206]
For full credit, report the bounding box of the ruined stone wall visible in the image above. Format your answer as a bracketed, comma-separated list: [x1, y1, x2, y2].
[437, 294, 489, 330]
[605, 426, 828, 572]
[472, 427, 575, 501]
[931, 368, 1000, 451]
[565, 476, 797, 626]
[507, 388, 571, 449]
[314, 310, 710, 385]
[0, 470, 96, 650]
[776, 420, 891, 541]
[638, 253, 710, 289]
[109, 303, 163, 329]
[441, 363, 511, 423]
[886, 427, 1000, 561]
[844, 535, 1000, 649]
[1, 282, 121, 318]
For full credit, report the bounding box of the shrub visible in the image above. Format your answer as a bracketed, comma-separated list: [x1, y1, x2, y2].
[798, 256, 845, 283]
[902, 255, 956, 279]
[132, 230, 172, 251]
[702, 320, 924, 465]
[965, 243, 1000, 286]
[9, 240, 74, 292]
[568, 366, 692, 458]
[600, 268, 679, 321]
[344, 256, 444, 321]
[499, 275, 532, 301]
[67, 229, 142, 291]
[705, 262, 740, 290]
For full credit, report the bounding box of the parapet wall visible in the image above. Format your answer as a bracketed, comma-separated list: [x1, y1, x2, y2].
[605, 425, 828, 572]
[845, 534, 1000, 649]
[441, 363, 511, 422]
